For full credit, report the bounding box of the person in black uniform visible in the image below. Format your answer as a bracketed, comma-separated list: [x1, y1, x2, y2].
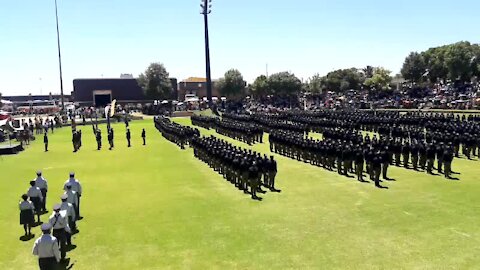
[72, 131, 77, 152]
[443, 146, 454, 179]
[381, 148, 390, 180]
[77, 130, 82, 150]
[372, 153, 383, 188]
[411, 142, 419, 170]
[436, 142, 445, 173]
[108, 128, 114, 150]
[248, 162, 260, 200]
[355, 147, 365, 182]
[419, 143, 427, 170]
[44, 133, 48, 152]
[126, 128, 131, 147]
[426, 144, 436, 174]
[142, 128, 146, 145]
[268, 156, 279, 192]
[402, 142, 410, 168]
[96, 129, 102, 150]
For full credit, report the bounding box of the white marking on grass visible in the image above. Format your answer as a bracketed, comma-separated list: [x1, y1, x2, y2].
[450, 228, 471, 238]
[403, 211, 413, 216]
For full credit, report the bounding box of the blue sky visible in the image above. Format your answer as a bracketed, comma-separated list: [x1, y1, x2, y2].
[1, 0, 479, 95]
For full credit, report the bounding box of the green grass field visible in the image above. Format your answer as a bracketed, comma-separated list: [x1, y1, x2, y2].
[1, 118, 480, 269]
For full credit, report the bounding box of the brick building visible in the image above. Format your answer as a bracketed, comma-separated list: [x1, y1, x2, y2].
[73, 78, 177, 106]
[177, 77, 220, 101]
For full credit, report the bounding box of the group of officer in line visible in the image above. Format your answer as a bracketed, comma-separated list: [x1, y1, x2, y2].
[190, 135, 279, 200]
[191, 115, 264, 145]
[20, 171, 83, 270]
[154, 116, 199, 149]
[153, 117, 279, 200]
[230, 109, 480, 162]
[65, 122, 146, 152]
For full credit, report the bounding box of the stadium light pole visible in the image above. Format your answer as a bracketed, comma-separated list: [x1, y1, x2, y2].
[200, 0, 213, 107]
[54, 0, 65, 113]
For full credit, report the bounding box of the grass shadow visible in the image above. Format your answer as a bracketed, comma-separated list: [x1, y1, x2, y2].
[19, 234, 35, 242]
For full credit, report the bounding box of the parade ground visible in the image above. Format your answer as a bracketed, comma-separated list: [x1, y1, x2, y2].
[2, 118, 480, 269]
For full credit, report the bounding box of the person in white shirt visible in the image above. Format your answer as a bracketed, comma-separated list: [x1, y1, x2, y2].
[49, 204, 71, 260]
[27, 181, 43, 223]
[60, 194, 76, 245]
[19, 194, 35, 235]
[64, 172, 82, 218]
[32, 223, 61, 270]
[64, 184, 78, 212]
[34, 171, 48, 213]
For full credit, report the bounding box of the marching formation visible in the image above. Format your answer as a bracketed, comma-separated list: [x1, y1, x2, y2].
[191, 115, 263, 145]
[20, 171, 83, 269]
[154, 116, 199, 149]
[190, 135, 279, 200]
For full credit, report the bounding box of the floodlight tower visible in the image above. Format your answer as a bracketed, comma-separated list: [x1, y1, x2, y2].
[200, 0, 213, 107]
[54, 0, 65, 112]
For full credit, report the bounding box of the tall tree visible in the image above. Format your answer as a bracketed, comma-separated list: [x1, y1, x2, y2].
[323, 68, 364, 92]
[250, 75, 270, 99]
[444, 41, 475, 81]
[307, 73, 324, 94]
[137, 63, 172, 100]
[216, 69, 246, 99]
[364, 67, 392, 91]
[267, 72, 302, 96]
[401, 52, 426, 83]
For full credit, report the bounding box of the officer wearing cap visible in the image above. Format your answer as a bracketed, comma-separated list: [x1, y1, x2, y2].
[64, 172, 82, 218]
[49, 204, 70, 260]
[126, 128, 131, 147]
[44, 132, 48, 152]
[34, 171, 48, 213]
[96, 129, 102, 150]
[142, 128, 146, 145]
[108, 128, 114, 150]
[60, 194, 76, 245]
[27, 180, 43, 223]
[32, 223, 61, 270]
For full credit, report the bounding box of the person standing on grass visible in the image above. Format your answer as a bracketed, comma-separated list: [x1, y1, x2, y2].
[27, 181, 43, 223]
[126, 128, 131, 147]
[64, 183, 78, 220]
[43, 133, 48, 152]
[443, 146, 454, 179]
[108, 128, 114, 150]
[19, 194, 35, 236]
[64, 173, 82, 219]
[32, 223, 61, 270]
[60, 194, 76, 245]
[49, 204, 70, 261]
[96, 129, 102, 150]
[141, 128, 146, 145]
[34, 171, 48, 213]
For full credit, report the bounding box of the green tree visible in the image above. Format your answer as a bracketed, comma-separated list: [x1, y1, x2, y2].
[444, 41, 475, 81]
[323, 68, 364, 92]
[307, 73, 324, 94]
[137, 63, 172, 100]
[401, 52, 426, 83]
[250, 75, 270, 99]
[364, 67, 392, 91]
[267, 72, 302, 96]
[216, 69, 246, 99]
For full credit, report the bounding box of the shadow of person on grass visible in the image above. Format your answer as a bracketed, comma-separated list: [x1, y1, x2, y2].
[19, 234, 35, 242]
[375, 184, 389, 189]
[31, 221, 43, 228]
[58, 258, 74, 270]
[65, 245, 77, 252]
